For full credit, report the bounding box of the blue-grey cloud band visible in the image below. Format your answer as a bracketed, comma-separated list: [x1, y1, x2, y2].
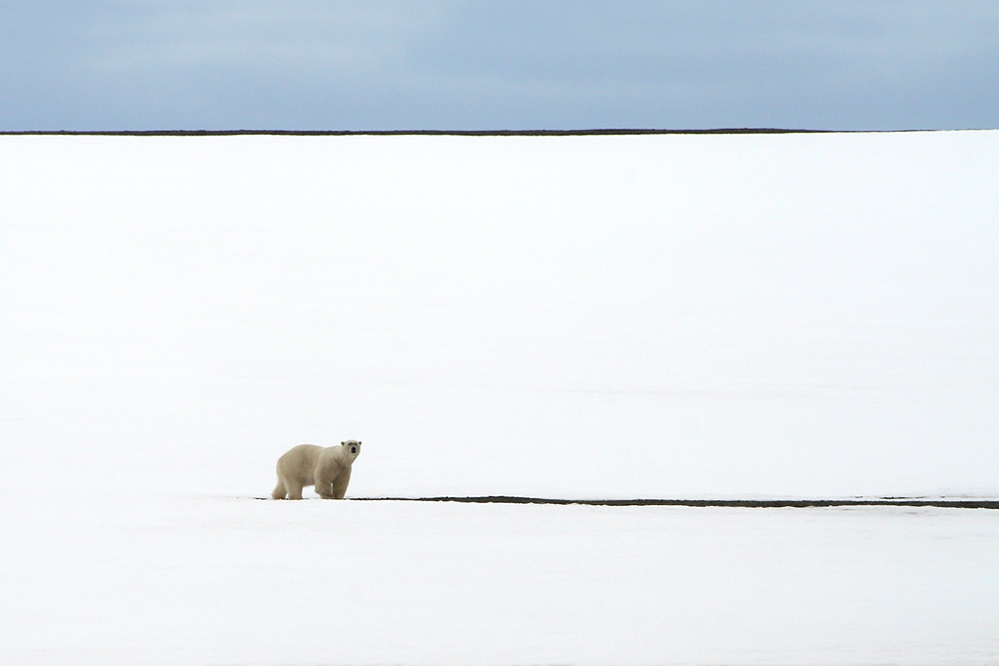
[1, 1, 997, 130]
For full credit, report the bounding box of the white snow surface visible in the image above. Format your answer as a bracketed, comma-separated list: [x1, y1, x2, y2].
[2, 131, 998, 664]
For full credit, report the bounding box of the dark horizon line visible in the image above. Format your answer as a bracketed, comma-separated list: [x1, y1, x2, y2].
[262, 495, 999, 509]
[0, 127, 958, 137]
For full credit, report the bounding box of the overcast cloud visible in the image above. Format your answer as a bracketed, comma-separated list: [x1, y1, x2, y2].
[1, 1, 997, 130]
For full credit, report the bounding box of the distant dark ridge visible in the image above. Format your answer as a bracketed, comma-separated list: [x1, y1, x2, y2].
[349, 496, 999, 509]
[3, 128, 862, 137]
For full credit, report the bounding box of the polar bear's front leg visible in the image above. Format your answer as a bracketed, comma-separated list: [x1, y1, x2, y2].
[331, 466, 352, 499]
[314, 468, 336, 499]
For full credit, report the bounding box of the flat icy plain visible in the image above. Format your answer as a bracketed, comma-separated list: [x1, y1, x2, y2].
[1, 131, 998, 664]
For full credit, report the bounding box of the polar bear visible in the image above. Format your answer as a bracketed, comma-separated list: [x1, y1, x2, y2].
[272, 440, 361, 500]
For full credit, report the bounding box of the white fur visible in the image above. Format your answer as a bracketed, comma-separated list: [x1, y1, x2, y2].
[271, 440, 361, 499]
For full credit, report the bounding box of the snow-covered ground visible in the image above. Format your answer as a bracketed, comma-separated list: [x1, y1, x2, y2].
[4, 496, 998, 666]
[1, 131, 998, 664]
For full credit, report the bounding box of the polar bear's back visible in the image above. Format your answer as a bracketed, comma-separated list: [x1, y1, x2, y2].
[276, 444, 324, 481]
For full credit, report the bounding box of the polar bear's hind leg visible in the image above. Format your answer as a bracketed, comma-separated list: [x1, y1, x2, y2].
[271, 478, 287, 500]
[285, 480, 304, 500]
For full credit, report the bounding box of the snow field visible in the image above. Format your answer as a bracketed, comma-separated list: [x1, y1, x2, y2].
[2, 132, 997, 500]
[1, 131, 998, 664]
[2, 496, 998, 665]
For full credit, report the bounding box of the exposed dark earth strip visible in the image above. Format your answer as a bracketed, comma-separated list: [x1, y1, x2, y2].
[254, 495, 999, 508]
[358, 496, 999, 508]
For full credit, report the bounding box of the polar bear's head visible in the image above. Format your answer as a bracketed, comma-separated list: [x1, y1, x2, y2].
[341, 439, 362, 460]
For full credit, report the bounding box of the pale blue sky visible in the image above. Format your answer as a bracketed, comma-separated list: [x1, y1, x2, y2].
[2, 1, 997, 131]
